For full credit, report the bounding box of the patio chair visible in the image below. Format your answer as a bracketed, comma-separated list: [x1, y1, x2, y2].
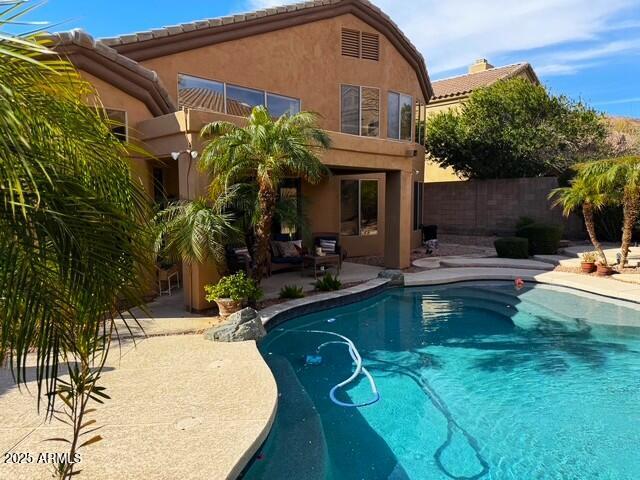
[312, 232, 346, 264]
[269, 234, 306, 275]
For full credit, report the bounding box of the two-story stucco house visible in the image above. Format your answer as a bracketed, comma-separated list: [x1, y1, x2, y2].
[50, 0, 432, 311]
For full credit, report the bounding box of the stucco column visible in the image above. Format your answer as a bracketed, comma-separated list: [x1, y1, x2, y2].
[384, 170, 412, 269]
[177, 141, 220, 312]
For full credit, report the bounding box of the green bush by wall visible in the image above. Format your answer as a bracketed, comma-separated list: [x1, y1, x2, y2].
[494, 237, 530, 259]
[516, 223, 563, 255]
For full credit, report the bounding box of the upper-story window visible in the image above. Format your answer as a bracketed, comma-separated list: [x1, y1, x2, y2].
[341, 29, 380, 61]
[177, 73, 300, 118]
[387, 92, 413, 141]
[340, 85, 379, 137]
[104, 109, 127, 142]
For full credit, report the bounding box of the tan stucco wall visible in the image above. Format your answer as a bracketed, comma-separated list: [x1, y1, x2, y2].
[141, 13, 425, 134]
[80, 70, 157, 195]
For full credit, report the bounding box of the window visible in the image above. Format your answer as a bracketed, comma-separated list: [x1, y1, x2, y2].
[267, 93, 301, 117]
[178, 74, 224, 112]
[226, 84, 264, 117]
[341, 85, 379, 137]
[361, 87, 380, 137]
[360, 180, 378, 235]
[340, 179, 379, 236]
[413, 182, 424, 230]
[104, 109, 127, 142]
[177, 74, 300, 119]
[340, 180, 359, 236]
[387, 92, 413, 141]
[341, 29, 379, 61]
[340, 85, 360, 135]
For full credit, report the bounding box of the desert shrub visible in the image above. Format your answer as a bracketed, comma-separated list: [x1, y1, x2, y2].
[515, 216, 536, 232]
[279, 285, 305, 299]
[516, 223, 563, 255]
[494, 237, 529, 259]
[204, 272, 263, 302]
[314, 272, 342, 291]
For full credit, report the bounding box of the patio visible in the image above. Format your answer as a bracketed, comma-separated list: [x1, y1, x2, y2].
[260, 261, 383, 299]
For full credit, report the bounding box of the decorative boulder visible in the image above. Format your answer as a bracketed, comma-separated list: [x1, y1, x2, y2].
[204, 307, 266, 343]
[378, 269, 404, 286]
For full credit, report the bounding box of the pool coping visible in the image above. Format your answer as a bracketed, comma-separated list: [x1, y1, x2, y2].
[259, 277, 391, 329]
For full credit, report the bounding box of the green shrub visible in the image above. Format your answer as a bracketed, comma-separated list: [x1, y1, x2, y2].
[516, 222, 563, 255]
[515, 216, 536, 231]
[204, 272, 262, 302]
[314, 273, 342, 292]
[279, 285, 305, 299]
[494, 237, 529, 259]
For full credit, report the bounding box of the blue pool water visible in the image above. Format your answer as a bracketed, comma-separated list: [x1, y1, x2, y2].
[242, 283, 640, 480]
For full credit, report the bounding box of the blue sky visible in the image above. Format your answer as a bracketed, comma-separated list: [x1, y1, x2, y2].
[25, 0, 640, 117]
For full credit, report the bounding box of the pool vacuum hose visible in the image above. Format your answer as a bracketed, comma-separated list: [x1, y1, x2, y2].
[292, 329, 380, 408]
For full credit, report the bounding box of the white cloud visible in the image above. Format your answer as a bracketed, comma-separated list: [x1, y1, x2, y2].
[246, 0, 638, 77]
[592, 97, 640, 106]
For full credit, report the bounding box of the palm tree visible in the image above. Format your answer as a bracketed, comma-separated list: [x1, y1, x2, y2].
[550, 173, 610, 265]
[579, 156, 640, 266]
[199, 106, 330, 280]
[0, 3, 152, 477]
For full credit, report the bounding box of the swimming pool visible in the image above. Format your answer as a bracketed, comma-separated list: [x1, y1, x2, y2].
[242, 283, 640, 480]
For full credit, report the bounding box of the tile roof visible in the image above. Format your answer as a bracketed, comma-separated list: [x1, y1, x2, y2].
[48, 29, 176, 115]
[431, 63, 538, 101]
[101, 1, 359, 47]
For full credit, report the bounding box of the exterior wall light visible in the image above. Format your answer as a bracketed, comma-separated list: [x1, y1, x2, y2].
[171, 150, 198, 161]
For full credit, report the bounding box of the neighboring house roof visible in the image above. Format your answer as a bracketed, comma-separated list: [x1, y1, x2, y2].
[49, 30, 176, 116]
[100, 0, 434, 101]
[430, 63, 539, 102]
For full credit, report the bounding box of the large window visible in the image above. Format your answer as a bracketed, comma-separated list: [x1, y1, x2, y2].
[340, 85, 379, 137]
[387, 92, 413, 141]
[413, 181, 424, 230]
[177, 73, 300, 118]
[340, 179, 379, 236]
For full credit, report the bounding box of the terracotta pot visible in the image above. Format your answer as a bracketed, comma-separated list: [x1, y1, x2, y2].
[215, 298, 246, 317]
[580, 262, 596, 273]
[595, 264, 614, 276]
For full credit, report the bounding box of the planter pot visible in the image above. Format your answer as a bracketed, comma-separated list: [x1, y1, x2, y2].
[580, 262, 596, 274]
[595, 265, 614, 277]
[215, 298, 246, 317]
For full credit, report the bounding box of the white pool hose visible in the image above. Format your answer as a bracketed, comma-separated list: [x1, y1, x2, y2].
[284, 329, 380, 408]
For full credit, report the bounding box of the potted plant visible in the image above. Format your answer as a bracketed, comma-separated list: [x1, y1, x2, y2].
[595, 260, 614, 277]
[204, 272, 263, 317]
[580, 251, 597, 273]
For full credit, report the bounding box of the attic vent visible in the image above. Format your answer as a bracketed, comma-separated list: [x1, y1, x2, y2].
[341, 29, 360, 58]
[361, 32, 379, 61]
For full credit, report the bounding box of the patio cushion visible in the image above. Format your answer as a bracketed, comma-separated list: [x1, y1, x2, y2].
[319, 239, 336, 253]
[280, 241, 301, 257]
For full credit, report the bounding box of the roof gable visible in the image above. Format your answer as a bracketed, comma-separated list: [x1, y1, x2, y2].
[100, 0, 433, 101]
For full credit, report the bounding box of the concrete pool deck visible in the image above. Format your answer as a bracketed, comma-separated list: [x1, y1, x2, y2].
[0, 335, 277, 480]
